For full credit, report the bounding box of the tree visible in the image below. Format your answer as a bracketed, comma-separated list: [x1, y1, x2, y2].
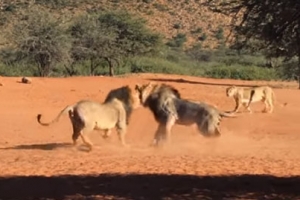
[2, 7, 71, 77]
[205, 0, 300, 88]
[69, 14, 118, 76]
[70, 11, 162, 76]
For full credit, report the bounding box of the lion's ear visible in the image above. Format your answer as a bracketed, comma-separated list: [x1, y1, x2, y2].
[148, 81, 154, 86]
[135, 84, 141, 91]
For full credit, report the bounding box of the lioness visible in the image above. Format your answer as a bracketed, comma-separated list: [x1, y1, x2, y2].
[37, 85, 141, 151]
[226, 85, 275, 113]
[136, 82, 236, 146]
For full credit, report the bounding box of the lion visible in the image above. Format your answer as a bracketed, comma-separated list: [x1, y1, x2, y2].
[226, 85, 275, 114]
[104, 85, 141, 124]
[36, 85, 141, 151]
[135, 82, 237, 146]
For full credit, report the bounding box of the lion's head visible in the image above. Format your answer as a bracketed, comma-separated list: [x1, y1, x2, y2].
[226, 86, 238, 97]
[135, 82, 181, 106]
[104, 85, 141, 124]
[135, 82, 155, 105]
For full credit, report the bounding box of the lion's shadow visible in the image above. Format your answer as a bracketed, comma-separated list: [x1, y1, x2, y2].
[0, 142, 73, 151]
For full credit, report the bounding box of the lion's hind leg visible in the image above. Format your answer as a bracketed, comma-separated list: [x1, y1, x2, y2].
[212, 126, 221, 137]
[196, 116, 221, 138]
[80, 131, 93, 152]
[68, 110, 84, 146]
[77, 121, 94, 152]
[261, 97, 269, 113]
[72, 130, 81, 146]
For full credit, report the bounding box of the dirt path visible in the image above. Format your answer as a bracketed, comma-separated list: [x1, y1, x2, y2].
[0, 73, 299, 199]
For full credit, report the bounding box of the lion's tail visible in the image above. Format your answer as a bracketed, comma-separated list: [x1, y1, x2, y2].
[219, 111, 238, 118]
[271, 89, 288, 107]
[37, 105, 74, 126]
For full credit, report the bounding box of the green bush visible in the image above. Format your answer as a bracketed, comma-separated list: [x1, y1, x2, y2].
[276, 59, 298, 81]
[215, 27, 224, 40]
[3, 4, 16, 12]
[198, 33, 207, 41]
[166, 33, 187, 48]
[130, 56, 188, 74]
[153, 3, 168, 12]
[0, 63, 37, 77]
[142, 0, 154, 3]
[35, 0, 71, 8]
[191, 27, 202, 34]
[0, 39, 291, 82]
[203, 65, 279, 81]
[173, 23, 181, 29]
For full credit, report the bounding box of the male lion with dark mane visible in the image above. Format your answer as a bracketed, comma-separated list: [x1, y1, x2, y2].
[136, 82, 237, 146]
[37, 85, 141, 152]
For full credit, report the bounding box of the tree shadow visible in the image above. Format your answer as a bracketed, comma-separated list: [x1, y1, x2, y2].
[0, 142, 73, 151]
[0, 173, 299, 200]
[146, 77, 291, 89]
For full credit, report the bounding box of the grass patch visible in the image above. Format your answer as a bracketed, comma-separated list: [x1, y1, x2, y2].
[0, 48, 295, 83]
[203, 65, 279, 81]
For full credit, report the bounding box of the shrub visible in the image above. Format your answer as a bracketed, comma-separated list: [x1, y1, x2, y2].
[166, 33, 187, 48]
[204, 65, 279, 81]
[173, 23, 181, 29]
[142, 0, 154, 3]
[191, 27, 202, 34]
[198, 33, 207, 41]
[276, 59, 298, 81]
[130, 56, 187, 74]
[153, 3, 168, 12]
[215, 27, 224, 40]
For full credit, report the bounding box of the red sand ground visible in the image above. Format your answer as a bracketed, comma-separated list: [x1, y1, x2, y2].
[0, 73, 300, 199]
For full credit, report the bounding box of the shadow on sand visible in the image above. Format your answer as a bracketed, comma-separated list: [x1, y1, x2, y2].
[0, 142, 73, 151]
[0, 173, 299, 200]
[146, 77, 292, 89]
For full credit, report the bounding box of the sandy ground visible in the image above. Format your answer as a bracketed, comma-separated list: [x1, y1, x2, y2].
[0, 73, 300, 200]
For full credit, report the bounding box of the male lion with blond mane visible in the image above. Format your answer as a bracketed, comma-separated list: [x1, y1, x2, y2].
[226, 85, 275, 114]
[136, 82, 236, 146]
[37, 85, 141, 152]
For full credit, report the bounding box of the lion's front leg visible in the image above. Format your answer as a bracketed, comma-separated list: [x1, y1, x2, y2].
[243, 102, 252, 113]
[161, 98, 178, 120]
[151, 124, 165, 147]
[102, 129, 112, 139]
[151, 116, 175, 147]
[115, 106, 130, 147]
[116, 127, 129, 147]
[116, 122, 129, 147]
[231, 98, 242, 113]
[164, 115, 176, 145]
